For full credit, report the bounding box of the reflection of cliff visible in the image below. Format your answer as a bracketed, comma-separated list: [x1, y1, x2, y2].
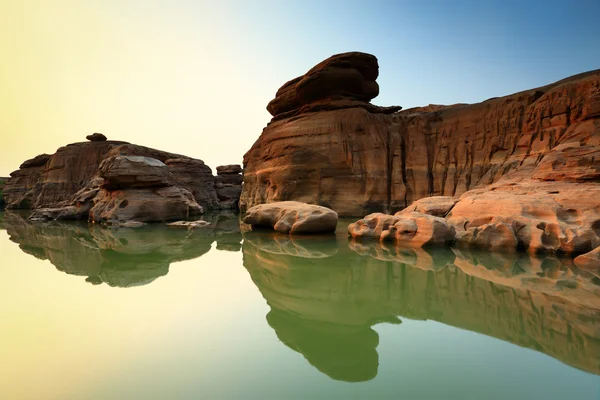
[243, 235, 600, 380]
[3, 212, 242, 287]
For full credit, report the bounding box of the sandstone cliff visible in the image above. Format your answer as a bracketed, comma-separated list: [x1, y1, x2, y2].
[241, 52, 600, 218]
[3, 135, 243, 221]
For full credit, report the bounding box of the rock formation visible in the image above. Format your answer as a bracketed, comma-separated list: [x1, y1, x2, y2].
[215, 164, 243, 209]
[241, 52, 600, 219]
[3, 134, 242, 222]
[243, 201, 338, 234]
[241, 51, 600, 257]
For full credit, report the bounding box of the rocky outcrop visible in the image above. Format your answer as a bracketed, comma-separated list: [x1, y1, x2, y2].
[215, 164, 243, 209]
[4, 134, 242, 220]
[243, 201, 338, 234]
[241, 52, 600, 221]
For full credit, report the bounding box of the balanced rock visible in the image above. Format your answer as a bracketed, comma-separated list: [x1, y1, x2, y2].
[243, 201, 338, 234]
[216, 164, 242, 175]
[348, 212, 455, 247]
[99, 156, 171, 189]
[86, 133, 107, 142]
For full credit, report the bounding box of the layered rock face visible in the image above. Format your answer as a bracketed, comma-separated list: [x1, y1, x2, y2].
[215, 164, 243, 209]
[4, 134, 242, 221]
[241, 52, 600, 218]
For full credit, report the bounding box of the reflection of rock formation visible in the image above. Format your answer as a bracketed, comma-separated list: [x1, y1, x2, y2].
[3, 211, 242, 287]
[243, 238, 600, 381]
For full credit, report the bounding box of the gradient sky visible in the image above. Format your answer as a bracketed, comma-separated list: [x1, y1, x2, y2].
[1, 0, 599, 176]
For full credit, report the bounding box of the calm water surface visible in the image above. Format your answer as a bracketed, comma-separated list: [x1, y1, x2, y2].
[1, 211, 599, 400]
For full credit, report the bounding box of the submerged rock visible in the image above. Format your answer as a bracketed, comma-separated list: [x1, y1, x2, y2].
[167, 220, 211, 229]
[243, 201, 338, 234]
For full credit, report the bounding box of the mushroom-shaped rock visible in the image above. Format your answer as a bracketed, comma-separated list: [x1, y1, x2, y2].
[348, 212, 455, 247]
[86, 133, 107, 142]
[243, 201, 338, 234]
[99, 156, 171, 189]
[574, 246, 600, 269]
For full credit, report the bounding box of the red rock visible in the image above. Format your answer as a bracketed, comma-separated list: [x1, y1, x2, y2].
[348, 212, 455, 247]
[241, 52, 600, 223]
[89, 186, 203, 223]
[3, 136, 240, 216]
[243, 201, 338, 234]
[574, 246, 600, 270]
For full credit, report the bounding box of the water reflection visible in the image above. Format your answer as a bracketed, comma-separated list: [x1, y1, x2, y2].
[2, 211, 241, 287]
[2, 213, 599, 381]
[243, 231, 600, 380]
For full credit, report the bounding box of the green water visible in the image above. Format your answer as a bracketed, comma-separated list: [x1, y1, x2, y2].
[1, 211, 599, 400]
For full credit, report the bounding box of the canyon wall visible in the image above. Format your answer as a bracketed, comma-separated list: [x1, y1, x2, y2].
[240, 52, 600, 217]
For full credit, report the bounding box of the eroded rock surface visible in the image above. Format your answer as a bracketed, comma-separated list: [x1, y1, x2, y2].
[243, 201, 338, 234]
[3, 135, 242, 220]
[241, 52, 600, 220]
[348, 212, 455, 246]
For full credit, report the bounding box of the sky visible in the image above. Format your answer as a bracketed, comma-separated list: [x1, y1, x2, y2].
[1, 0, 599, 176]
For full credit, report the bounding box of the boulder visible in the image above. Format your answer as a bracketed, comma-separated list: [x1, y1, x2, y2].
[243, 201, 338, 234]
[89, 186, 203, 223]
[216, 164, 242, 175]
[398, 196, 458, 217]
[574, 246, 600, 269]
[86, 133, 107, 142]
[348, 212, 455, 247]
[99, 155, 171, 188]
[447, 181, 600, 254]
